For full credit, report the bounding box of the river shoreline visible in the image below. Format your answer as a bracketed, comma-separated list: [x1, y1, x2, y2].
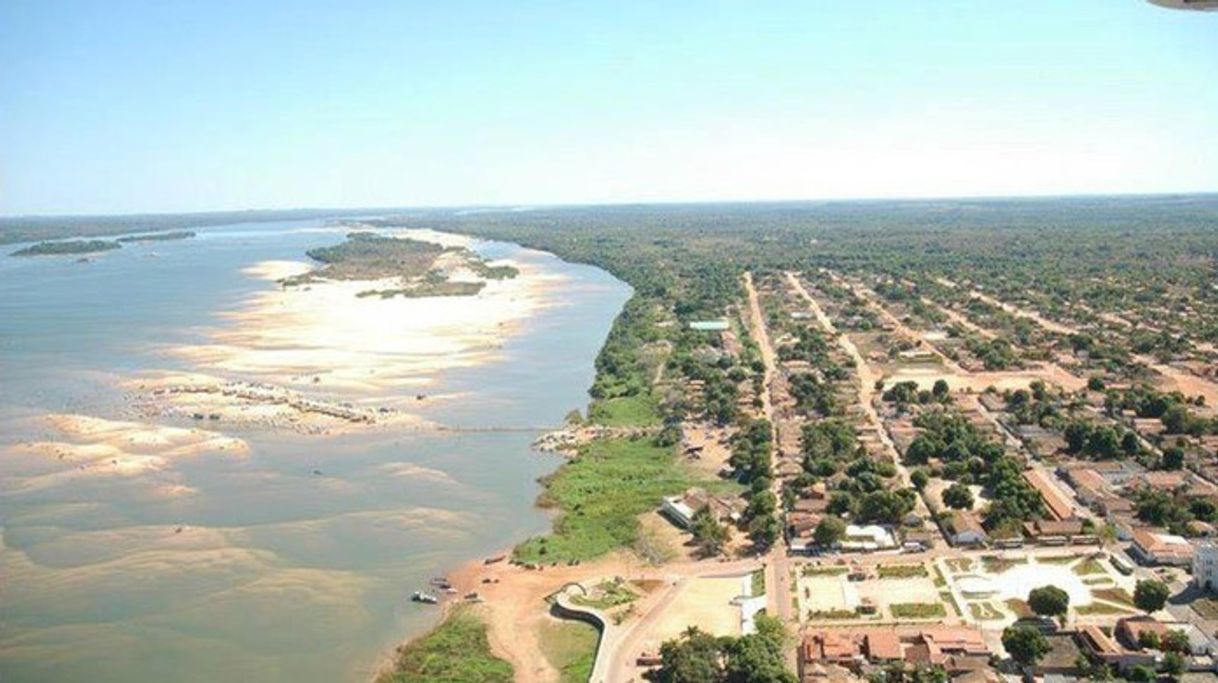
[0, 220, 630, 683]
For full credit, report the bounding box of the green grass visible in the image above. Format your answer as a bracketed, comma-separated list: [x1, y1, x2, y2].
[890, 602, 947, 619]
[945, 558, 973, 573]
[931, 564, 948, 588]
[751, 569, 767, 597]
[1092, 588, 1135, 607]
[514, 437, 724, 563]
[587, 394, 661, 427]
[808, 609, 860, 620]
[941, 591, 962, 617]
[802, 565, 849, 576]
[538, 619, 600, 683]
[1039, 555, 1081, 565]
[981, 555, 1028, 573]
[969, 602, 1004, 620]
[1076, 602, 1135, 616]
[877, 563, 928, 579]
[571, 581, 639, 610]
[1073, 559, 1106, 576]
[377, 607, 513, 683]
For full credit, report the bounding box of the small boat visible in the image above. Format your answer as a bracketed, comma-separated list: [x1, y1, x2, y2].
[429, 577, 452, 588]
[484, 555, 506, 565]
[411, 591, 438, 604]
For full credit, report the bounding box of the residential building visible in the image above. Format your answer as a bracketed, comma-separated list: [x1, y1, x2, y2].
[660, 488, 742, 529]
[800, 627, 990, 675]
[1131, 529, 1195, 566]
[1078, 625, 1157, 673]
[1024, 469, 1078, 521]
[946, 510, 987, 547]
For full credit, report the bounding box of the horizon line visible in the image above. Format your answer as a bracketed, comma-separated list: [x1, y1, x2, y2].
[4, 188, 1218, 222]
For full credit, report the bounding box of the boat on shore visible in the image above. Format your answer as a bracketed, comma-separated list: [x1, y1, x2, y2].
[410, 591, 439, 604]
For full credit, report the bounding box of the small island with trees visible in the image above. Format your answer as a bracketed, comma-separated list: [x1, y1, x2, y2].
[282, 231, 518, 298]
[11, 239, 122, 257]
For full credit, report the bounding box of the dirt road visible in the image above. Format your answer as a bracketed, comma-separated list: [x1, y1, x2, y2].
[741, 272, 793, 626]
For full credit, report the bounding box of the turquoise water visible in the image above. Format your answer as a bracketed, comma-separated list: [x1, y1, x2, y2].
[0, 220, 629, 682]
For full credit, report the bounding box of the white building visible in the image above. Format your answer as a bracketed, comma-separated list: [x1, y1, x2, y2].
[1194, 542, 1218, 591]
[839, 524, 897, 552]
[660, 488, 742, 530]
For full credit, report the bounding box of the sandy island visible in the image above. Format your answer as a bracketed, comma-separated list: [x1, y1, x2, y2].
[3, 413, 247, 492]
[134, 228, 568, 435]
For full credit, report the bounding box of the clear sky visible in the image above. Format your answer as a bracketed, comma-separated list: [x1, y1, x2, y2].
[1, 1, 1215, 215]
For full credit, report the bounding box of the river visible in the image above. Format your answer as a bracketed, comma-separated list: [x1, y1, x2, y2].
[0, 218, 630, 682]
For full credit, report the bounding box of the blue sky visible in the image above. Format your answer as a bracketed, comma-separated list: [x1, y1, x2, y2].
[1, 0, 1215, 215]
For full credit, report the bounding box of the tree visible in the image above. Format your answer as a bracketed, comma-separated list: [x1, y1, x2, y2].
[649, 617, 795, 683]
[1134, 579, 1171, 613]
[651, 627, 726, 683]
[910, 468, 929, 491]
[1162, 447, 1185, 471]
[857, 489, 913, 525]
[1122, 431, 1141, 456]
[813, 516, 846, 548]
[1161, 630, 1191, 654]
[932, 379, 950, 400]
[747, 514, 780, 550]
[941, 482, 974, 510]
[1028, 585, 1070, 619]
[724, 615, 797, 683]
[1002, 625, 1049, 666]
[1126, 665, 1156, 683]
[1163, 651, 1186, 680]
[691, 507, 729, 556]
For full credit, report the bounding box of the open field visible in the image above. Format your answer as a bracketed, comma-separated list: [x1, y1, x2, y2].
[537, 619, 599, 683]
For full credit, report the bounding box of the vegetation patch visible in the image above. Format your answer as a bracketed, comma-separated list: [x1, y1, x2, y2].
[808, 609, 860, 620]
[571, 580, 638, 610]
[1038, 555, 1081, 565]
[802, 565, 848, 577]
[12, 239, 120, 257]
[931, 564, 948, 588]
[376, 607, 512, 683]
[969, 602, 1004, 620]
[890, 602, 946, 619]
[1073, 559, 1106, 576]
[116, 230, 195, 243]
[1092, 588, 1135, 607]
[514, 437, 724, 563]
[941, 591, 962, 617]
[945, 558, 973, 573]
[283, 232, 514, 297]
[538, 619, 599, 683]
[877, 563, 929, 579]
[587, 394, 661, 427]
[982, 555, 1027, 573]
[750, 568, 766, 597]
[1076, 602, 1135, 616]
